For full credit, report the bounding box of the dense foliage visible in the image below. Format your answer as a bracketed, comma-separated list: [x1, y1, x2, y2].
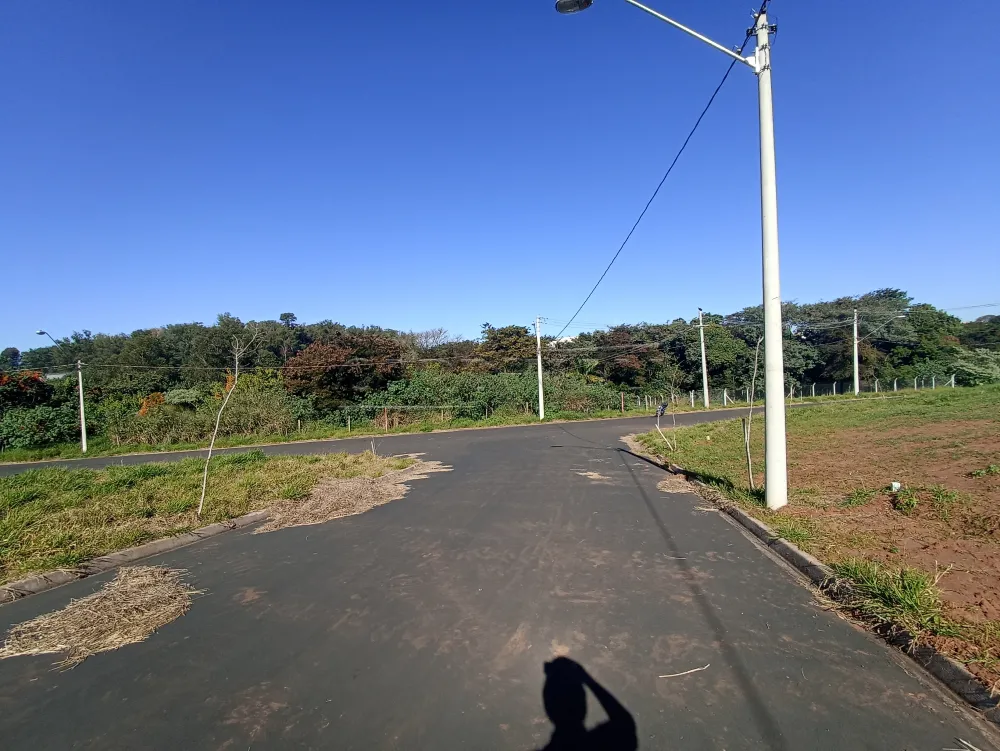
[3, 291, 996, 451]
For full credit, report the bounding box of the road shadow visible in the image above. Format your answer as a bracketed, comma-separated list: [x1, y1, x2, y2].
[617, 448, 766, 506]
[532, 657, 637, 751]
[615, 451, 788, 750]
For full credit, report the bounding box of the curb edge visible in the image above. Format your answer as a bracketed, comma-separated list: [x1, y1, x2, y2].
[650, 456, 1000, 725]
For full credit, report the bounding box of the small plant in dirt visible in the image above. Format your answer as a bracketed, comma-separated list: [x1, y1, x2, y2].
[841, 488, 876, 508]
[970, 464, 1000, 478]
[892, 487, 919, 515]
[927, 484, 964, 521]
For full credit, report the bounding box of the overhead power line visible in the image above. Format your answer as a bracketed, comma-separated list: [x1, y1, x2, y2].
[553, 6, 768, 340]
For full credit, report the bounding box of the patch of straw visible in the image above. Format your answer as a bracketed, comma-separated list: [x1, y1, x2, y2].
[657, 476, 692, 494]
[255, 460, 452, 534]
[0, 566, 199, 668]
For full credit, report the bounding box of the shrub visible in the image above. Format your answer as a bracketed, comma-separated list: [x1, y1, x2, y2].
[0, 405, 79, 449]
[163, 388, 202, 408]
[0, 371, 54, 414]
[954, 348, 1000, 386]
[212, 382, 295, 437]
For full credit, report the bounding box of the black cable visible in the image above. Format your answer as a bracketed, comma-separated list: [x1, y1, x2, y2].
[554, 4, 768, 340]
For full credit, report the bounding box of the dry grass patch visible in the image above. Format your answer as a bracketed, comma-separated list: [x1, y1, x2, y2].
[656, 475, 692, 494]
[256, 460, 452, 533]
[0, 566, 198, 668]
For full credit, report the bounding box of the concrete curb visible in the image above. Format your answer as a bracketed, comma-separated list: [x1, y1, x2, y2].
[646, 455, 1000, 725]
[0, 511, 268, 606]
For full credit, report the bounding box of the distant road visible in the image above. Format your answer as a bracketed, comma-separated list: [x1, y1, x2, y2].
[0, 408, 754, 476]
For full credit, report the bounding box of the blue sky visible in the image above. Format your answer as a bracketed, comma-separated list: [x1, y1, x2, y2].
[2, 0, 998, 350]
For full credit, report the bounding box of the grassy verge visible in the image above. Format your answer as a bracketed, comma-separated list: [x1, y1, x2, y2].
[635, 384, 1000, 690]
[0, 451, 412, 584]
[0, 400, 762, 464]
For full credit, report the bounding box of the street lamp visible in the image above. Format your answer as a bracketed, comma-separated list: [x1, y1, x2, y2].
[36, 329, 88, 454]
[36, 329, 59, 346]
[555, 0, 788, 510]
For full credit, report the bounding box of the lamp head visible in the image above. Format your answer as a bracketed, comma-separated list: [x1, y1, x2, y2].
[555, 0, 594, 13]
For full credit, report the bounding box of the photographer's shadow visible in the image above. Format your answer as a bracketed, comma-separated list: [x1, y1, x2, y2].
[533, 657, 638, 751]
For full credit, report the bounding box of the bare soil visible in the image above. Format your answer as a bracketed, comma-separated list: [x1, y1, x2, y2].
[778, 419, 1000, 688]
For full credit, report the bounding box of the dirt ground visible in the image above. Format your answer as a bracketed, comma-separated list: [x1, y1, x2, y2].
[781, 418, 1000, 687]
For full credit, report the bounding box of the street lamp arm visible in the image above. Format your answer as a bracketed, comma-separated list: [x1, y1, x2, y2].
[622, 0, 756, 70]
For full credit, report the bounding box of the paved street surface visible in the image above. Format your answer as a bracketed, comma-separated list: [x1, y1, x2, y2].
[1, 414, 996, 749]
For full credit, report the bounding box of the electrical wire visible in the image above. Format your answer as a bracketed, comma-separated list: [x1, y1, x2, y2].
[553, 2, 769, 340]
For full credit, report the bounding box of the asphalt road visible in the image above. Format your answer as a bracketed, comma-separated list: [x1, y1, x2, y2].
[0, 414, 996, 749]
[0, 408, 751, 476]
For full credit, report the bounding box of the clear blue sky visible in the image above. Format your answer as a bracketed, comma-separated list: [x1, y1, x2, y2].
[2, 0, 998, 350]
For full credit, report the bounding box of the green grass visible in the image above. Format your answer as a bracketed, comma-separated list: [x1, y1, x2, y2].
[0, 451, 412, 584]
[766, 514, 816, 546]
[842, 488, 876, 508]
[928, 484, 964, 520]
[831, 558, 953, 636]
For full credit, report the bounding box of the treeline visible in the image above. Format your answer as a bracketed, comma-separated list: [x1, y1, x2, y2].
[1, 289, 998, 451]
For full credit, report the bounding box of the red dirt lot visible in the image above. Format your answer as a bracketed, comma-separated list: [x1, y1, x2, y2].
[781, 418, 1000, 688]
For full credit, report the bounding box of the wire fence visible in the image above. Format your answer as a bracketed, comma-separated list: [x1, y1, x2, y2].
[632, 374, 961, 411]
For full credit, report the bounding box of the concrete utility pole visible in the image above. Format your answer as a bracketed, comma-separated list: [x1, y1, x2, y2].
[698, 308, 710, 407]
[554, 1, 787, 509]
[76, 361, 88, 453]
[853, 309, 860, 395]
[36, 329, 87, 453]
[535, 316, 545, 420]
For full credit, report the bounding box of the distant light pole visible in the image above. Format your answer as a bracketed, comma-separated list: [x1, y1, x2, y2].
[36, 330, 88, 453]
[535, 317, 546, 420]
[853, 309, 860, 395]
[554, 0, 788, 509]
[697, 308, 710, 408]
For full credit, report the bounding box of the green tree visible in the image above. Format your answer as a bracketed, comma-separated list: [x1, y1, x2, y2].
[0, 347, 20, 370]
[477, 324, 534, 373]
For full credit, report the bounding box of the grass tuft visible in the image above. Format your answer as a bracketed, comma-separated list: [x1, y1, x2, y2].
[892, 487, 919, 515]
[832, 558, 947, 635]
[841, 488, 876, 508]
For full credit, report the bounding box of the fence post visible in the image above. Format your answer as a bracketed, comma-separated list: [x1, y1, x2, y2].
[914, 377, 918, 390]
[620, 392, 624, 414]
[690, 391, 695, 408]
[348, 415, 351, 432]
[723, 388, 728, 406]
[832, 381, 837, 396]
[893, 378, 897, 392]
[932, 376, 936, 389]
[950, 374, 956, 388]
[874, 379, 879, 393]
